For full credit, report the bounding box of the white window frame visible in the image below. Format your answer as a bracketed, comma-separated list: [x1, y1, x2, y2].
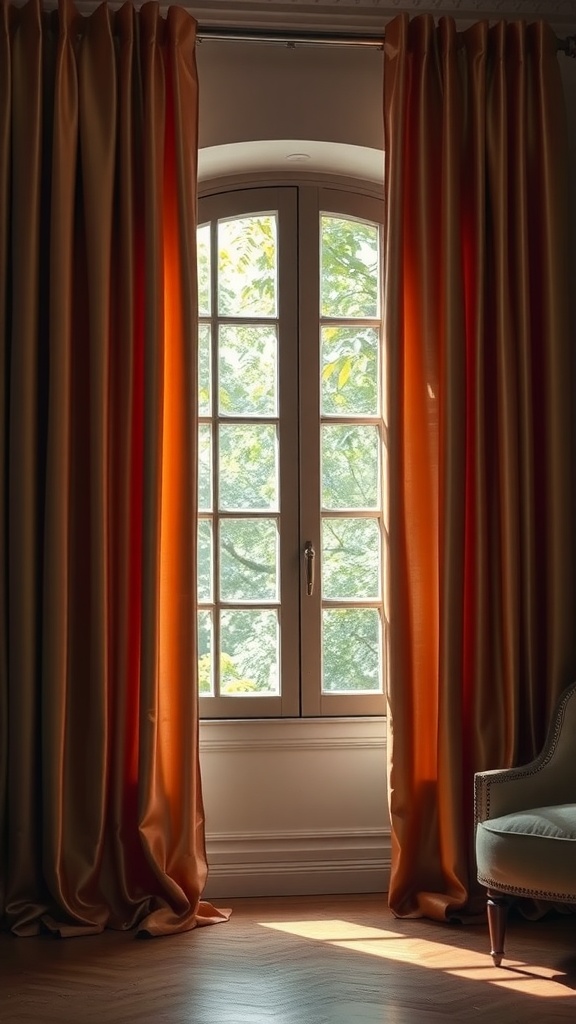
[197, 177, 386, 719]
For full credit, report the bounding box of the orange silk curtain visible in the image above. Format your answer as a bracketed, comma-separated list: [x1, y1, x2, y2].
[384, 14, 576, 919]
[0, 0, 226, 936]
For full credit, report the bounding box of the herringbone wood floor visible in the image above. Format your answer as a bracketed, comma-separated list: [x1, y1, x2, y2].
[1, 894, 576, 1023]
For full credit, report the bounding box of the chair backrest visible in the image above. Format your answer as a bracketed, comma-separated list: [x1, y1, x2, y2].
[493, 682, 576, 812]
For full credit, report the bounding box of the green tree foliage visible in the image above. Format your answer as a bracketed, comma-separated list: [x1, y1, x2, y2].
[320, 215, 379, 318]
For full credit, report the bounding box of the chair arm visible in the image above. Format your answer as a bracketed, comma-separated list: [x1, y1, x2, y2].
[473, 757, 565, 827]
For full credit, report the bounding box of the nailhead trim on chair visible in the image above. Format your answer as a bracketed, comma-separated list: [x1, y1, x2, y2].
[477, 874, 576, 903]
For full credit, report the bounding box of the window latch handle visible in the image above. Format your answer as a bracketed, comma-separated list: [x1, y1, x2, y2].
[304, 541, 315, 596]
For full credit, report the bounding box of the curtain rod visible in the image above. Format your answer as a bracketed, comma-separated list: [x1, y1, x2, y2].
[196, 27, 576, 56]
[197, 29, 385, 48]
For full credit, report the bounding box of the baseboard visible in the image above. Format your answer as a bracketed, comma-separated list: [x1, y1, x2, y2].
[203, 827, 391, 899]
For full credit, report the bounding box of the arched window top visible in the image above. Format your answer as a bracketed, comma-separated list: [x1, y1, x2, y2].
[198, 140, 384, 188]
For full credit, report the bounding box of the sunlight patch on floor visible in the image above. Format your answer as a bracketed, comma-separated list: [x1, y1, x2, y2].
[260, 919, 576, 998]
[262, 920, 402, 942]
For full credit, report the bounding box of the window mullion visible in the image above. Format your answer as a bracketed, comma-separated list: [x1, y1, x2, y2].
[298, 186, 323, 717]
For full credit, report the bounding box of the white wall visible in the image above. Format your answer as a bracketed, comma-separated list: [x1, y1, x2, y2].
[197, 33, 576, 901]
[196, 40, 384, 153]
[200, 717, 388, 898]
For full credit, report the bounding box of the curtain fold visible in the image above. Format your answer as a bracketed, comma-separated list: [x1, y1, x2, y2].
[384, 14, 576, 920]
[0, 0, 227, 937]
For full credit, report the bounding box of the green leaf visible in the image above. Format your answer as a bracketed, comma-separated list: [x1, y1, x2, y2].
[338, 359, 351, 389]
[322, 361, 338, 381]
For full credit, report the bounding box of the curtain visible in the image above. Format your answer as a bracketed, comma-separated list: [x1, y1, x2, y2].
[384, 14, 576, 920]
[0, 0, 227, 937]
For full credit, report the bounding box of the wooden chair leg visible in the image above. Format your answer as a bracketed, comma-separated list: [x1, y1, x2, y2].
[486, 890, 508, 967]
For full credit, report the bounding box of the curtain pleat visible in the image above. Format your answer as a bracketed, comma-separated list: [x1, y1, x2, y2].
[384, 14, 576, 920]
[0, 0, 228, 937]
[0, 0, 9, 923]
[6, 0, 46, 932]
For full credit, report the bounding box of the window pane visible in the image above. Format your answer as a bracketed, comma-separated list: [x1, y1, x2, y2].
[219, 424, 278, 511]
[322, 608, 381, 693]
[321, 327, 379, 416]
[322, 425, 380, 510]
[198, 519, 213, 602]
[219, 325, 278, 416]
[197, 223, 211, 317]
[198, 424, 212, 512]
[220, 609, 280, 695]
[198, 610, 213, 695]
[199, 324, 211, 415]
[320, 216, 379, 319]
[220, 518, 278, 601]
[322, 518, 380, 600]
[218, 215, 277, 318]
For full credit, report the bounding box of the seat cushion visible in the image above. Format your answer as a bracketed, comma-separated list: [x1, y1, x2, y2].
[476, 804, 576, 901]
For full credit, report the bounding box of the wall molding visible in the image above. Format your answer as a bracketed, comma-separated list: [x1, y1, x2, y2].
[68, 0, 576, 31]
[200, 716, 387, 754]
[189, 0, 576, 32]
[200, 734, 386, 753]
[204, 827, 391, 898]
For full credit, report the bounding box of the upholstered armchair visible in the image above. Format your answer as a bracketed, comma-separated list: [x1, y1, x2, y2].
[474, 681, 576, 966]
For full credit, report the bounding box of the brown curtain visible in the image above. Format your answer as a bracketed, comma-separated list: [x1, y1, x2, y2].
[0, 0, 227, 936]
[384, 13, 576, 920]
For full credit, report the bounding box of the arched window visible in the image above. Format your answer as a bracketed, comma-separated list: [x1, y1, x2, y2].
[197, 184, 386, 718]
